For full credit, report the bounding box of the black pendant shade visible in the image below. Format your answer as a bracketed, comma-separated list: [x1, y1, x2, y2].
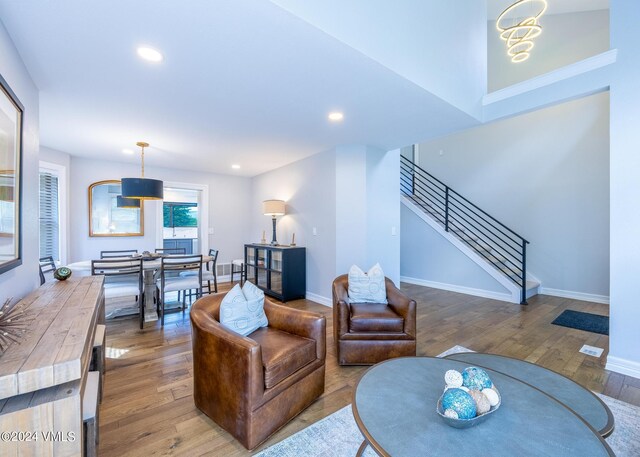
[121, 141, 164, 200]
[121, 177, 164, 200]
[116, 195, 141, 208]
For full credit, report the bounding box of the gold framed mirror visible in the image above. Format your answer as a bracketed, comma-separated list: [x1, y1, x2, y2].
[89, 180, 144, 237]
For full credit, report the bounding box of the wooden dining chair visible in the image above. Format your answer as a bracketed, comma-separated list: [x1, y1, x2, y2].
[155, 248, 187, 255]
[181, 249, 218, 299]
[100, 249, 138, 259]
[39, 256, 57, 285]
[157, 255, 203, 326]
[92, 258, 144, 329]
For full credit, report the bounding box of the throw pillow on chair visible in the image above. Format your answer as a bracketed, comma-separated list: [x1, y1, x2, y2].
[220, 282, 268, 336]
[347, 263, 388, 304]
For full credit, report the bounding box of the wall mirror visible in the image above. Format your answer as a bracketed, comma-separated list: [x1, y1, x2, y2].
[0, 73, 23, 275]
[89, 180, 144, 236]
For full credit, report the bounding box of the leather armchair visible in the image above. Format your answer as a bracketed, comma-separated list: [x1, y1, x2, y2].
[333, 274, 416, 365]
[190, 294, 326, 450]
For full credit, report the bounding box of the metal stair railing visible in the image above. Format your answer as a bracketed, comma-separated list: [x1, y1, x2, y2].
[400, 155, 530, 304]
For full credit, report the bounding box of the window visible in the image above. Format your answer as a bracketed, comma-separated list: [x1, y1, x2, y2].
[39, 170, 59, 260]
[163, 202, 198, 228]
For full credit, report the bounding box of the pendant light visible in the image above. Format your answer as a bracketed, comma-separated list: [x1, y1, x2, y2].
[121, 142, 164, 200]
[116, 195, 141, 208]
[496, 0, 547, 63]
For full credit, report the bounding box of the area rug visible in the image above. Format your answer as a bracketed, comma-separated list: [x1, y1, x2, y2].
[255, 346, 640, 457]
[552, 309, 609, 335]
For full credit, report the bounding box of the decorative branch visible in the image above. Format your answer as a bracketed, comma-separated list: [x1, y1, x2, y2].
[0, 298, 31, 353]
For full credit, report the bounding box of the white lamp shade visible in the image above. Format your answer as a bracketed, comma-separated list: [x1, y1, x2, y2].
[263, 199, 285, 216]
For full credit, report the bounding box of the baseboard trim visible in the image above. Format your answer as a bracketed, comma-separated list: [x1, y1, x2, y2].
[606, 355, 640, 378]
[539, 287, 609, 304]
[400, 276, 513, 303]
[305, 291, 331, 307]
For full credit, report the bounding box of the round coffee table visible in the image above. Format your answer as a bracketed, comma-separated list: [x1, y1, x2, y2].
[352, 357, 614, 457]
[445, 352, 614, 437]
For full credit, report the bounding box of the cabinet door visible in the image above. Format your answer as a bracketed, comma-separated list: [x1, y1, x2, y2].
[246, 246, 256, 266]
[175, 239, 193, 254]
[268, 250, 282, 294]
[256, 248, 268, 289]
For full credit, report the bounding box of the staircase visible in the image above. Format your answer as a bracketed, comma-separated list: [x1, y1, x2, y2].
[400, 155, 539, 304]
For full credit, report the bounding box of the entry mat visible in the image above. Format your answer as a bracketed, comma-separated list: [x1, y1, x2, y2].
[551, 309, 609, 335]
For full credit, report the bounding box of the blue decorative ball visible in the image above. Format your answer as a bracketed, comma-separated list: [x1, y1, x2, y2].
[462, 367, 493, 390]
[441, 388, 477, 420]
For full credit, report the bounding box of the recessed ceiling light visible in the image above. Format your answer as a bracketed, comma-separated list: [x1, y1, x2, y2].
[328, 112, 344, 122]
[122, 148, 133, 154]
[136, 46, 163, 62]
[231, 164, 241, 169]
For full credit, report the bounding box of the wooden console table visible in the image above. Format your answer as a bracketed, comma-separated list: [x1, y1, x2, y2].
[0, 276, 105, 456]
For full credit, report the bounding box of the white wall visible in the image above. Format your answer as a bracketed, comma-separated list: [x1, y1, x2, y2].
[409, 92, 610, 298]
[251, 145, 401, 302]
[335, 146, 367, 276]
[334, 145, 400, 284]
[488, 10, 609, 91]
[251, 149, 337, 300]
[365, 147, 400, 283]
[607, 0, 640, 377]
[401, 204, 510, 295]
[271, 0, 487, 118]
[68, 157, 251, 266]
[0, 21, 40, 303]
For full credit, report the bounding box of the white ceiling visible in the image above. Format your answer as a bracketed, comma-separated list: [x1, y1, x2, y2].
[487, 0, 609, 19]
[0, 0, 479, 177]
[0, 1, 609, 177]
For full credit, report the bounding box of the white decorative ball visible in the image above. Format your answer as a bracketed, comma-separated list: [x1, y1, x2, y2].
[469, 389, 491, 415]
[459, 386, 470, 392]
[482, 387, 500, 407]
[444, 370, 463, 388]
[444, 409, 459, 419]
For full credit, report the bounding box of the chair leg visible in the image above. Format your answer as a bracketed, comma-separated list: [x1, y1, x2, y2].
[139, 292, 144, 330]
[160, 293, 165, 326]
[214, 275, 218, 293]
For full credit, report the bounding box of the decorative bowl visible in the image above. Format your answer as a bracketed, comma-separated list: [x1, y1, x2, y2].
[53, 267, 72, 281]
[436, 390, 501, 429]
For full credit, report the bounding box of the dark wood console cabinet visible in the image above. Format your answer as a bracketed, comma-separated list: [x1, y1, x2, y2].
[244, 244, 306, 301]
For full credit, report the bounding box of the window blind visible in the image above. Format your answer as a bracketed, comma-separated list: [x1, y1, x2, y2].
[39, 171, 59, 260]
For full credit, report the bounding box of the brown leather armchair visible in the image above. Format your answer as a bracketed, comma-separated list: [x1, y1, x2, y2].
[190, 294, 326, 450]
[333, 274, 416, 365]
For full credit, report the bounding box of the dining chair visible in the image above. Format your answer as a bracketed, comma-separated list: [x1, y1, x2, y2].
[181, 249, 218, 299]
[231, 258, 245, 285]
[39, 256, 57, 285]
[157, 255, 203, 326]
[91, 258, 144, 329]
[100, 249, 138, 259]
[155, 248, 186, 255]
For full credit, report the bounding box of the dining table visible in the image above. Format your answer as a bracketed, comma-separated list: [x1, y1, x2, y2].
[67, 254, 213, 324]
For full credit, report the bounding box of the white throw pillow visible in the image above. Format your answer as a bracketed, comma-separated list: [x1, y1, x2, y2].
[220, 283, 268, 336]
[347, 263, 387, 304]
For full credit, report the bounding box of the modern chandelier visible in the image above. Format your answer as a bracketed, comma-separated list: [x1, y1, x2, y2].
[496, 0, 548, 63]
[121, 141, 163, 200]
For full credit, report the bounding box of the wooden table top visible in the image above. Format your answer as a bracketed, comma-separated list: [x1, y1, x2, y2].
[0, 276, 104, 400]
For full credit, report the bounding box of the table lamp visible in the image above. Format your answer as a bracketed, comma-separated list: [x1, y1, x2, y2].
[263, 200, 285, 245]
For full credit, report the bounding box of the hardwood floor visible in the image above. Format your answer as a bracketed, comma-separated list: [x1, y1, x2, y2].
[98, 283, 639, 456]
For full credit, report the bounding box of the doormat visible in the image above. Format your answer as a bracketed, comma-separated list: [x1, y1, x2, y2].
[551, 310, 609, 335]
